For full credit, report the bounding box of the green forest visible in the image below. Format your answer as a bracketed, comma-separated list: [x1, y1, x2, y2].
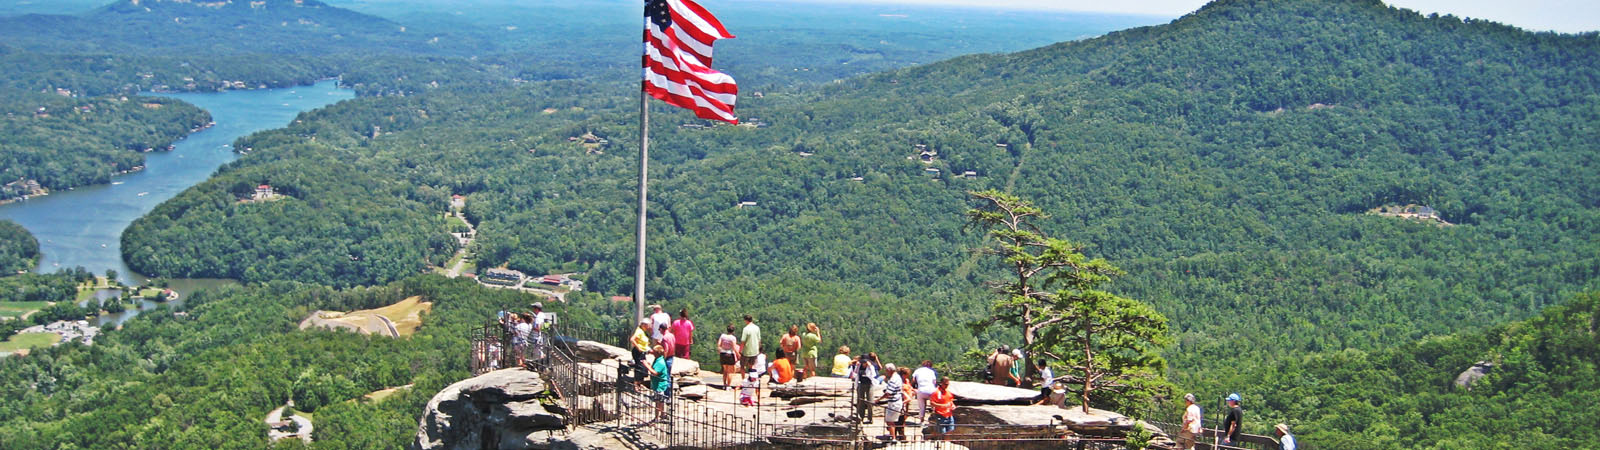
[0, 95, 210, 200]
[1, 0, 1598, 448]
[0, 220, 38, 273]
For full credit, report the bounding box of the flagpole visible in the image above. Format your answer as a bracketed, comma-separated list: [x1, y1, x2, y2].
[634, 82, 650, 329]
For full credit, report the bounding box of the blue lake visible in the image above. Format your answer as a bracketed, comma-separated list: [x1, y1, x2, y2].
[0, 80, 352, 324]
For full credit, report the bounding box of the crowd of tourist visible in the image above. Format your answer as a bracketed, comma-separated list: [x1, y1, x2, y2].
[495, 304, 1294, 447]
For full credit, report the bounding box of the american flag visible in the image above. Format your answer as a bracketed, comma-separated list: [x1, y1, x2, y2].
[643, 0, 738, 124]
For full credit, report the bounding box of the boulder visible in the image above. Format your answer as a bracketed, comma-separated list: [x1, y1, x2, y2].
[1052, 406, 1136, 433]
[572, 340, 631, 362]
[771, 376, 855, 398]
[676, 375, 703, 386]
[947, 381, 1042, 405]
[1454, 361, 1495, 390]
[670, 358, 701, 377]
[415, 368, 565, 450]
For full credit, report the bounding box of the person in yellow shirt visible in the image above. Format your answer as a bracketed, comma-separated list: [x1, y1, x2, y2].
[831, 346, 852, 377]
[630, 320, 651, 386]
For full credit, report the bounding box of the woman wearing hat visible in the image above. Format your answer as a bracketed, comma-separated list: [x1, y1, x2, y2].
[1275, 423, 1296, 450]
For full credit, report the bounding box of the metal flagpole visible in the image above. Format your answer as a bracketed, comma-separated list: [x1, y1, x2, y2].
[634, 82, 650, 328]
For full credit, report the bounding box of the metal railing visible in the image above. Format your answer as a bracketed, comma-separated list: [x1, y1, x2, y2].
[1149, 420, 1299, 450]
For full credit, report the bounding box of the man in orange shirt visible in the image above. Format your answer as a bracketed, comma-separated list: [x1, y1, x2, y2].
[929, 377, 957, 439]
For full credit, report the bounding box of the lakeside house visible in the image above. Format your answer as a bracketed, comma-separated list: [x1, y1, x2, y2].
[254, 184, 277, 201]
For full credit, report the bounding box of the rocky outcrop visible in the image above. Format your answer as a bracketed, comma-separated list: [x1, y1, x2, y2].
[415, 368, 564, 450]
[572, 340, 631, 363]
[669, 358, 701, 377]
[1454, 361, 1495, 390]
[947, 381, 1042, 405]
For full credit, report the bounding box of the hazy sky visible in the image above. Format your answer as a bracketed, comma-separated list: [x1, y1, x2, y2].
[832, 0, 1600, 34]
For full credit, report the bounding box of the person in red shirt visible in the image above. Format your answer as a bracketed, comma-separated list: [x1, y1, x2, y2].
[929, 377, 957, 439]
[670, 308, 694, 359]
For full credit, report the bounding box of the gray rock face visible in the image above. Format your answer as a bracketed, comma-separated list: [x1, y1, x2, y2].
[1454, 361, 1495, 389]
[947, 381, 1042, 405]
[572, 340, 631, 363]
[669, 358, 701, 377]
[415, 368, 565, 450]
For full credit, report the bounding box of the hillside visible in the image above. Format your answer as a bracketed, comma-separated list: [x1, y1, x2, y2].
[0, 95, 211, 200]
[0, 221, 38, 274]
[121, 0, 1600, 384]
[1240, 292, 1600, 449]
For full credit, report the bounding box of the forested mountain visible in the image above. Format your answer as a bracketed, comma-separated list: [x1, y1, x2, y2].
[3, 0, 1597, 447]
[0, 220, 38, 273]
[123, 0, 1600, 392]
[0, 0, 1123, 198]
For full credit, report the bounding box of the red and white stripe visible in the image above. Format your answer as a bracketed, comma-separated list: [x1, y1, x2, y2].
[644, 0, 738, 124]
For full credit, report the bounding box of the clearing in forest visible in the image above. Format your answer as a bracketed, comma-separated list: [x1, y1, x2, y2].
[298, 296, 433, 338]
[0, 331, 62, 353]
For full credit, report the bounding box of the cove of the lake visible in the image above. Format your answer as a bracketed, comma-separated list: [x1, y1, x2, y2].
[0, 80, 353, 326]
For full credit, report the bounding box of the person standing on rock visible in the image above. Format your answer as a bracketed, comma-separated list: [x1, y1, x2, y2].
[513, 313, 534, 366]
[630, 320, 652, 386]
[739, 315, 761, 374]
[529, 303, 549, 363]
[1032, 359, 1056, 405]
[1010, 348, 1026, 387]
[986, 345, 1016, 386]
[670, 308, 694, 359]
[649, 304, 672, 341]
[912, 360, 937, 423]
[718, 324, 739, 389]
[929, 377, 957, 439]
[799, 323, 821, 381]
[780, 325, 802, 373]
[878, 363, 907, 441]
[647, 344, 671, 422]
[658, 323, 677, 380]
[1179, 393, 1201, 450]
[849, 353, 881, 423]
[1221, 393, 1243, 446]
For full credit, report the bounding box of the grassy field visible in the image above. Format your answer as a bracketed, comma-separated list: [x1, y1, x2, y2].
[361, 384, 412, 403]
[0, 332, 61, 353]
[0, 301, 50, 319]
